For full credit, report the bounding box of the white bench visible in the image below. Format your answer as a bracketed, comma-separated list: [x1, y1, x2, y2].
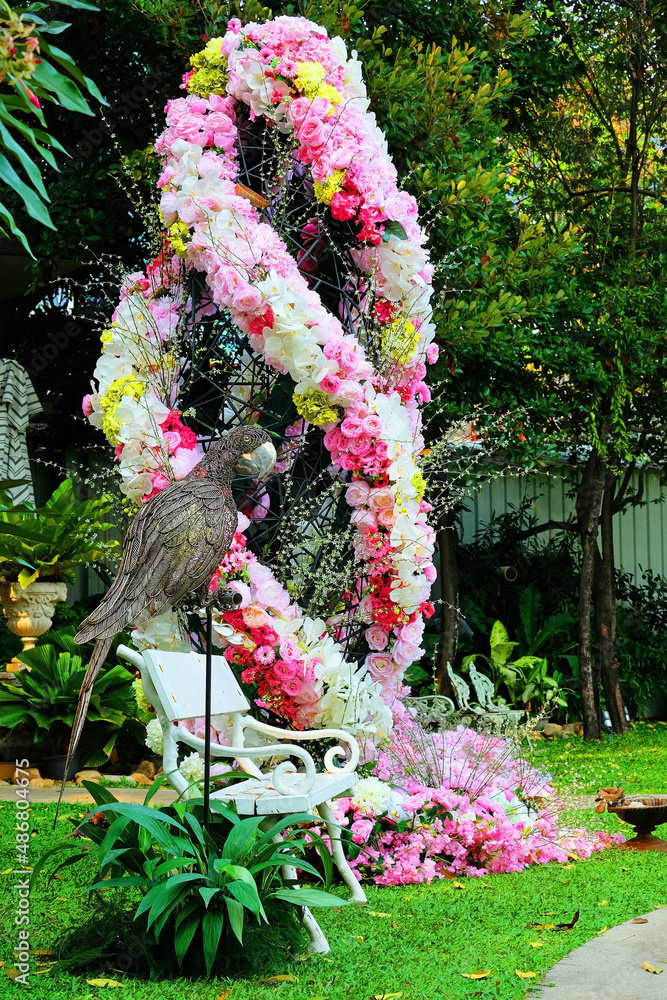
[117, 644, 366, 953]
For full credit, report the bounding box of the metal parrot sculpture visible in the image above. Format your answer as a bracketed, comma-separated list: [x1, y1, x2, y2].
[57, 425, 276, 814]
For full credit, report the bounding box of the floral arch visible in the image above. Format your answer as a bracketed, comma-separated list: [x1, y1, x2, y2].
[83, 15, 438, 748]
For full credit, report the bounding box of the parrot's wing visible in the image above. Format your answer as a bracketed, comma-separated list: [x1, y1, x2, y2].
[75, 479, 237, 643]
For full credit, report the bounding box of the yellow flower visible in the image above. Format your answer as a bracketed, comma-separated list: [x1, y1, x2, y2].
[317, 82, 344, 107]
[383, 318, 418, 364]
[411, 471, 426, 500]
[100, 329, 114, 345]
[168, 221, 191, 258]
[132, 677, 151, 714]
[294, 61, 326, 97]
[313, 169, 346, 205]
[292, 388, 341, 426]
[187, 38, 228, 97]
[99, 375, 145, 445]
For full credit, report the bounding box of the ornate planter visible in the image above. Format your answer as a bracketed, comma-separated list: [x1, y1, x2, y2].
[0, 580, 67, 671]
[607, 795, 667, 852]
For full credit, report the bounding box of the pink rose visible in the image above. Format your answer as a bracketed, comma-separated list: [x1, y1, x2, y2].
[368, 487, 394, 514]
[359, 595, 375, 622]
[279, 635, 300, 661]
[330, 144, 355, 170]
[288, 97, 312, 124]
[311, 156, 332, 182]
[273, 659, 298, 680]
[162, 430, 181, 453]
[366, 652, 400, 681]
[243, 606, 269, 628]
[309, 96, 331, 118]
[351, 509, 378, 530]
[295, 682, 320, 705]
[392, 640, 421, 668]
[173, 112, 207, 144]
[377, 508, 396, 528]
[345, 480, 371, 508]
[320, 373, 341, 394]
[397, 618, 425, 645]
[151, 472, 170, 492]
[340, 416, 361, 438]
[82, 394, 93, 417]
[426, 343, 439, 364]
[298, 118, 326, 148]
[424, 563, 437, 583]
[206, 111, 233, 133]
[282, 676, 304, 697]
[323, 339, 345, 362]
[350, 817, 375, 842]
[363, 414, 383, 436]
[365, 625, 389, 651]
[231, 283, 263, 313]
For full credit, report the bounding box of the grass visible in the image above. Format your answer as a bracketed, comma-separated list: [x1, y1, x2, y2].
[1, 722, 667, 999]
[530, 720, 667, 797]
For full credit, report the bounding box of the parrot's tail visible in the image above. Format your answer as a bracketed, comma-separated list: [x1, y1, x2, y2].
[53, 636, 113, 827]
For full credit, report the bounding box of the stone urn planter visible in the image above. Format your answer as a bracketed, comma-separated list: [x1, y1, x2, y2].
[0, 580, 67, 671]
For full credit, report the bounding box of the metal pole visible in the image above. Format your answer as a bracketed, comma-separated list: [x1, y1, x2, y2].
[204, 605, 212, 832]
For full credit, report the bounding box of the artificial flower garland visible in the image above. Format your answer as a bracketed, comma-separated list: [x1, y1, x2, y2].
[84, 15, 439, 741]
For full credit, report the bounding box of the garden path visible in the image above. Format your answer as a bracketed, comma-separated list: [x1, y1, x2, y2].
[0, 785, 178, 804]
[529, 907, 667, 999]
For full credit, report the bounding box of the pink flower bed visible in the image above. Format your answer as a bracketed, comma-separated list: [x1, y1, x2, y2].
[326, 722, 625, 882]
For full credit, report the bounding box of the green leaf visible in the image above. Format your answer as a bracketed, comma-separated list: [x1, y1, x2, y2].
[226, 878, 263, 916]
[35, 21, 72, 34]
[382, 220, 408, 241]
[273, 887, 350, 907]
[0, 199, 33, 254]
[0, 120, 48, 199]
[174, 903, 200, 965]
[224, 815, 263, 861]
[225, 896, 245, 944]
[31, 60, 93, 115]
[202, 907, 225, 976]
[50, 0, 100, 9]
[0, 152, 53, 227]
[17, 567, 40, 588]
[199, 886, 219, 908]
[37, 39, 108, 105]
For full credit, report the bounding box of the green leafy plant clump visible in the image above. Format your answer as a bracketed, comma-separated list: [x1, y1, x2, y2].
[0, 624, 141, 762]
[34, 781, 347, 978]
[0, 477, 118, 588]
[461, 619, 567, 713]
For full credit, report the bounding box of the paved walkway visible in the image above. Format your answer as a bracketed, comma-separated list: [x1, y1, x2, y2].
[0, 785, 179, 805]
[530, 907, 667, 1000]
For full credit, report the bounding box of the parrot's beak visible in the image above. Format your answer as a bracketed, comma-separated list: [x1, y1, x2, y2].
[235, 440, 277, 480]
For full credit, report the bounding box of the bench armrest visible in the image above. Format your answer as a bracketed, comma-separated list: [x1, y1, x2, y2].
[242, 718, 359, 773]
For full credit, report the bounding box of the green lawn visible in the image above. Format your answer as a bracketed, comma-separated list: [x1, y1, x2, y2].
[1, 721, 666, 1000]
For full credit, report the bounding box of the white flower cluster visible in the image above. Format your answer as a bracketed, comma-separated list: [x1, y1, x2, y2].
[145, 717, 164, 755]
[179, 751, 206, 783]
[351, 776, 392, 817]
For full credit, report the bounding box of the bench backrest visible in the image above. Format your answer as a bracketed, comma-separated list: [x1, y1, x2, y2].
[139, 649, 250, 722]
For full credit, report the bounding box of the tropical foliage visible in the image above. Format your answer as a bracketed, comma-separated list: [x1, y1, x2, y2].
[35, 782, 345, 976]
[0, 477, 117, 587]
[0, 625, 140, 761]
[0, 0, 105, 252]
